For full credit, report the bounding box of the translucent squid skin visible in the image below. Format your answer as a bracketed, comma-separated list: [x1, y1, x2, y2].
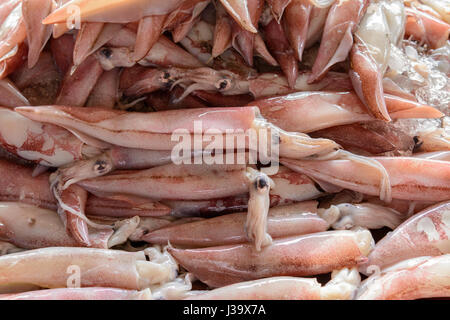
[219, 0, 259, 33]
[15, 106, 257, 150]
[356, 255, 450, 300]
[359, 201, 450, 274]
[405, 7, 450, 49]
[349, 0, 406, 122]
[262, 15, 298, 89]
[251, 91, 443, 134]
[188, 268, 361, 300]
[283, 0, 312, 61]
[0, 287, 152, 300]
[168, 229, 373, 288]
[0, 247, 177, 291]
[0, 202, 113, 249]
[0, 78, 30, 107]
[281, 157, 450, 202]
[43, 0, 183, 24]
[22, 0, 53, 68]
[0, 0, 26, 61]
[77, 163, 250, 201]
[308, 0, 368, 83]
[309, 0, 368, 83]
[55, 55, 104, 107]
[143, 202, 332, 247]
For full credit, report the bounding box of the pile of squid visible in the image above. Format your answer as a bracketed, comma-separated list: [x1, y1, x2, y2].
[0, 0, 449, 300]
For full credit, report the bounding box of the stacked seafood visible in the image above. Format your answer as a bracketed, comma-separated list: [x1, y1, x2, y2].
[0, 0, 449, 300]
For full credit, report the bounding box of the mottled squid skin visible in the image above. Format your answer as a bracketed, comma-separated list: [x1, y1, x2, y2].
[78, 163, 250, 201]
[359, 201, 450, 274]
[357, 255, 450, 300]
[0, 107, 84, 167]
[169, 229, 373, 287]
[143, 201, 332, 247]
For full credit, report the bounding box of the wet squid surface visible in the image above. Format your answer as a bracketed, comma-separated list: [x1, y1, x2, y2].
[0, 0, 449, 300]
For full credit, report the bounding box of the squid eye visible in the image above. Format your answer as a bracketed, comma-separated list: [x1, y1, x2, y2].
[100, 48, 112, 59]
[216, 78, 232, 91]
[94, 160, 109, 174]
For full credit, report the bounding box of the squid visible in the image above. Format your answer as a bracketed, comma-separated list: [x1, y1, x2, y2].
[349, 0, 406, 121]
[219, 0, 259, 33]
[86, 68, 120, 109]
[162, 166, 323, 217]
[0, 43, 27, 80]
[282, 0, 312, 61]
[309, 0, 368, 83]
[72, 23, 124, 68]
[168, 228, 373, 287]
[56, 54, 104, 107]
[0, 159, 171, 217]
[43, 0, 183, 24]
[229, 0, 263, 66]
[0, 0, 26, 62]
[405, 6, 450, 49]
[245, 168, 274, 251]
[328, 203, 405, 231]
[251, 91, 443, 134]
[142, 201, 336, 247]
[0, 246, 178, 291]
[359, 201, 450, 274]
[15, 105, 343, 161]
[356, 255, 450, 300]
[0, 287, 152, 300]
[0, 78, 30, 107]
[212, 2, 233, 58]
[132, 16, 167, 62]
[163, 0, 210, 43]
[22, 0, 54, 68]
[77, 163, 250, 201]
[188, 268, 360, 300]
[119, 66, 352, 100]
[416, 129, 450, 152]
[281, 157, 450, 202]
[310, 121, 417, 156]
[262, 8, 298, 89]
[97, 36, 204, 70]
[265, 0, 291, 22]
[0, 202, 116, 249]
[0, 107, 84, 168]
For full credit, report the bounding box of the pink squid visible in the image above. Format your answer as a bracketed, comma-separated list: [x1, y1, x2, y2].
[168, 228, 373, 287]
[359, 201, 450, 274]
